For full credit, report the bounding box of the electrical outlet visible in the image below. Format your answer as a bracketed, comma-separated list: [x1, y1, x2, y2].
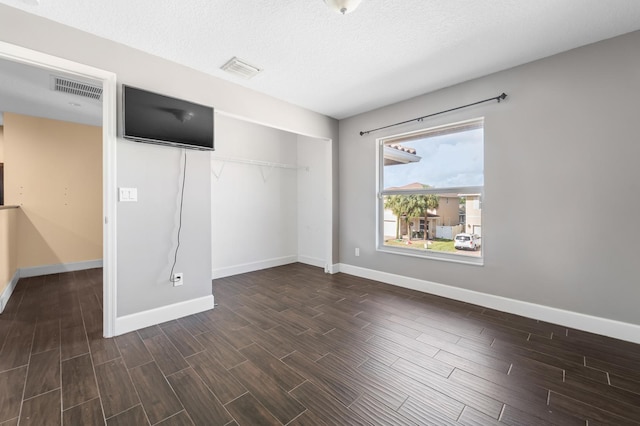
[172, 273, 183, 287]
[355, 247, 360, 257]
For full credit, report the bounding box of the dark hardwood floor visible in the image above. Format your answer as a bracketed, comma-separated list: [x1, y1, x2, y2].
[1, 263, 639, 425]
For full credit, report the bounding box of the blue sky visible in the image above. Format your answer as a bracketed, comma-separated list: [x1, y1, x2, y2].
[384, 128, 484, 189]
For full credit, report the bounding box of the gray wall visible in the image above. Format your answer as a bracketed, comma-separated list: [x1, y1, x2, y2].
[0, 5, 339, 318]
[117, 141, 212, 316]
[339, 30, 640, 325]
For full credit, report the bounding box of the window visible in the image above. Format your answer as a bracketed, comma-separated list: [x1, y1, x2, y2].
[377, 118, 484, 263]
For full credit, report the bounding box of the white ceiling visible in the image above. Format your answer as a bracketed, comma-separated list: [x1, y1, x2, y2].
[0, 58, 102, 126]
[2, 0, 640, 121]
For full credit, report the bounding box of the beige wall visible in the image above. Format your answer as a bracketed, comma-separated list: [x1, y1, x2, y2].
[436, 196, 460, 226]
[3, 113, 102, 268]
[0, 125, 4, 162]
[0, 207, 18, 296]
[465, 195, 481, 234]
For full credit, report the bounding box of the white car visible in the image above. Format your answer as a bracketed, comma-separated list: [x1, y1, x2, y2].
[454, 233, 481, 251]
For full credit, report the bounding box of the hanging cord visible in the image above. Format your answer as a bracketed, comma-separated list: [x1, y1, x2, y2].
[169, 149, 187, 282]
[360, 93, 507, 136]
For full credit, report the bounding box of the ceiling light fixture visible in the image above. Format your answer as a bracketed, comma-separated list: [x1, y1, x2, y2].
[324, 0, 363, 15]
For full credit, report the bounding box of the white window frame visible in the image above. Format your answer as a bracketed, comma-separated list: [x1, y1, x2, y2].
[375, 118, 484, 266]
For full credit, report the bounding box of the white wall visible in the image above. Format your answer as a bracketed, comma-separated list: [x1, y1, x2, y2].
[211, 116, 299, 277]
[211, 117, 330, 277]
[339, 30, 640, 330]
[297, 135, 329, 268]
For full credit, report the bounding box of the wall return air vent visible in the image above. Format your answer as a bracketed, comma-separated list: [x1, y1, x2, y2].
[51, 75, 103, 100]
[220, 57, 263, 80]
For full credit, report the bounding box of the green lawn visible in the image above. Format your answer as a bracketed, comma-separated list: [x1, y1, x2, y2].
[384, 238, 456, 253]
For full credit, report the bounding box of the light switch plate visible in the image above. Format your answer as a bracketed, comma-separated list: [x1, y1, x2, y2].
[119, 187, 138, 202]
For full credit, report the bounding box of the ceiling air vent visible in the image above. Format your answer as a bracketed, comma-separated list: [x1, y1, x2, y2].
[221, 57, 263, 80]
[51, 76, 103, 100]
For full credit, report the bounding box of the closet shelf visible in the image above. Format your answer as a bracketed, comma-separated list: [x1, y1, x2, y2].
[212, 156, 308, 171]
[211, 156, 308, 181]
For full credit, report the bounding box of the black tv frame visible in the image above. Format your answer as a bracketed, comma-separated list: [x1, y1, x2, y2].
[122, 85, 215, 151]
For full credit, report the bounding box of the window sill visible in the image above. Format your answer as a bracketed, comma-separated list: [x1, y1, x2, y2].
[377, 245, 484, 266]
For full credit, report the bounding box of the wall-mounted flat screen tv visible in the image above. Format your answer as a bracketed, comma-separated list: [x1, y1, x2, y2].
[122, 85, 214, 151]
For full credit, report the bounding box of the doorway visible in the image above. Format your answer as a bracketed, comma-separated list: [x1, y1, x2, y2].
[0, 41, 117, 337]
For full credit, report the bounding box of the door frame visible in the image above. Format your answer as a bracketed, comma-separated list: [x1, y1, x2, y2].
[0, 41, 118, 337]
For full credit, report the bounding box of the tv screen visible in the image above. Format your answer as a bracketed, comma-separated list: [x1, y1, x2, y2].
[122, 85, 214, 150]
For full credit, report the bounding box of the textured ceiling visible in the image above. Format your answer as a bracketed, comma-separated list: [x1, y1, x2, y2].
[2, 0, 640, 119]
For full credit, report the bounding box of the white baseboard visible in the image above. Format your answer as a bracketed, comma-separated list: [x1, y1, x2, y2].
[0, 270, 20, 314]
[338, 263, 640, 345]
[19, 259, 103, 278]
[327, 263, 340, 274]
[212, 255, 297, 279]
[114, 294, 215, 336]
[297, 255, 325, 269]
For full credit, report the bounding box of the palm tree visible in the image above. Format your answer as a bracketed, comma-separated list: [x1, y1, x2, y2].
[403, 195, 425, 241]
[417, 187, 439, 240]
[384, 195, 406, 239]
[385, 192, 439, 241]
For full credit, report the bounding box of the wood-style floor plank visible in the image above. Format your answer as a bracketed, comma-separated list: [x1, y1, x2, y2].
[155, 410, 194, 426]
[23, 348, 60, 399]
[31, 319, 60, 354]
[115, 332, 153, 369]
[60, 325, 89, 361]
[391, 358, 503, 418]
[195, 331, 246, 370]
[87, 331, 120, 366]
[161, 323, 205, 357]
[349, 392, 415, 426]
[223, 393, 279, 426]
[397, 395, 461, 426]
[0, 321, 35, 372]
[289, 381, 369, 426]
[499, 404, 575, 426]
[167, 368, 232, 426]
[20, 389, 61, 426]
[142, 333, 190, 376]
[106, 405, 149, 426]
[61, 353, 99, 409]
[238, 343, 305, 392]
[229, 360, 305, 424]
[359, 358, 465, 423]
[458, 406, 502, 426]
[185, 350, 247, 405]
[548, 391, 639, 425]
[282, 351, 361, 406]
[0, 366, 27, 423]
[94, 357, 140, 419]
[4, 264, 640, 425]
[62, 397, 104, 426]
[129, 362, 183, 425]
[316, 353, 409, 411]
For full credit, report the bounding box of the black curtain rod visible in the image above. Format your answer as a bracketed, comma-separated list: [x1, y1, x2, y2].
[359, 92, 507, 136]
